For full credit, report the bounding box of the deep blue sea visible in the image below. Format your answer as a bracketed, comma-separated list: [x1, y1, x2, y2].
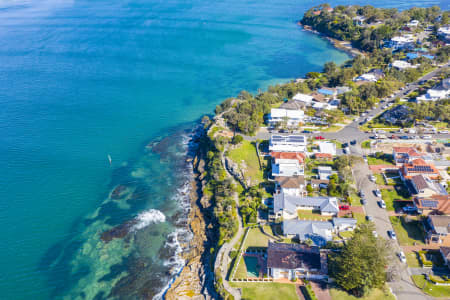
[0, 0, 447, 299]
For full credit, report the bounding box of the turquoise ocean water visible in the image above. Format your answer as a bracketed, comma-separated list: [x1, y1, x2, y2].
[0, 0, 446, 299]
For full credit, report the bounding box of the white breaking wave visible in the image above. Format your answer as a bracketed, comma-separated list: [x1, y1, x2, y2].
[132, 209, 166, 231]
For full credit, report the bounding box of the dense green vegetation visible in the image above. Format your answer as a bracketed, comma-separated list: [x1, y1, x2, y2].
[329, 223, 390, 297]
[301, 4, 445, 52]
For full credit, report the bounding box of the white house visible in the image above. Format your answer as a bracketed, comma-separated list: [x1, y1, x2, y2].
[268, 108, 304, 127]
[438, 25, 450, 42]
[275, 176, 306, 197]
[272, 158, 304, 177]
[318, 141, 336, 156]
[269, 135, 307, 152]
[273, 194, 339, 218]
[388, 35, 415, 50]
[354, 73, 378, 82]
[293, 93, 314, 106]
[392, 60, 415, 70]
[283, 219, 333, 245]
[318, 166, 333, 180]
[407, 20, 420, 27]
[416, 88, 450, 102]
[332, 217, 357, 232]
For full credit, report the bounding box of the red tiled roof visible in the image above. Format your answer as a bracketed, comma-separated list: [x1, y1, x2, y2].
[271, 152, 306, 163]
[393, 147, 423, 157]
[315, 153, 333, 159]
[414, 195, 450, 214]
[402, 159, 439, 179]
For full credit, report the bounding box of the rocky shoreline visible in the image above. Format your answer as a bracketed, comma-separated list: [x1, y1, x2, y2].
[165, 126, 217, 300]
[299, 22, 364, 58]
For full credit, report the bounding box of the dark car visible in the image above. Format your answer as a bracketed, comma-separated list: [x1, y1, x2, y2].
[400, 135, 409, 139]
[361, 198, 367, 205]
[350, 140, 357, 145]
[342, 142, 348, 148]
[303, 130, 311, 133]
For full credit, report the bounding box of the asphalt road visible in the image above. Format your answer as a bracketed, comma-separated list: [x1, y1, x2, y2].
[351, 144, 432, 300]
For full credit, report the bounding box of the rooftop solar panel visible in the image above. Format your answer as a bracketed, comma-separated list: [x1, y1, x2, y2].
[421, 200, 438, 208]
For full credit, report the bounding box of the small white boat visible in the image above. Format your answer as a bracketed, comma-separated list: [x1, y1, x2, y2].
[108, 154, 112, 165]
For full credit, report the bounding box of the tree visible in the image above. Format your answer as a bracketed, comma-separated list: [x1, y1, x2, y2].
[329, 223, 389, 296]
[231, 134, 243, 145]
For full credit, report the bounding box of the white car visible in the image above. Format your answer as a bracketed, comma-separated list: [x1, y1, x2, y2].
[421, 135, 432, 139]
[369, 175, 376, 182]
[439, 130, 449, 134]
[388, 230, 397, 240]
[379, 200, 386, 209]
[372, 230, 378, 237]
[398, 251, 406, 263]
[374, 189, 382, 198]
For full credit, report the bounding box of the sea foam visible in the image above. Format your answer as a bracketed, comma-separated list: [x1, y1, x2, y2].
[132, 209, 166, 231]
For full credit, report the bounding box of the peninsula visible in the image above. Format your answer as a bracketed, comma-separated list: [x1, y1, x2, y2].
[167, 4, 450, 300]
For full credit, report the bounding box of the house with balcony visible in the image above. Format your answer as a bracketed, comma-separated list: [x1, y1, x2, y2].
[268, 108, 305, 128]
[269, 135, 307, 152]
[275, 176, 306, 197]
[267, 242, 329, 280]
[393, 147, 425, 166]
[272, 159, 304, 177]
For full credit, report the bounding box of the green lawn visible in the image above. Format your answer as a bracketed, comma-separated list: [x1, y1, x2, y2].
[352, 212, 367, 224]
[339, 231, 354, 239]
[243, 227, 274, 250]
[228, 140, 264, 183]
[234, 256, 247, 279]
[412, 275, 450, 298]
[330, 286, 395, 300]
[349, 193, 362, 207]
[298, 209, 333, 221]
[367, 157, 394, 166]
[230, 282, 298, 300]
[381, 188, 410, 211]
[406, 251, 421, 268]
[389, 216, 425, 246]
[361, 140, 371, 149]
[374, 174, 386, 185]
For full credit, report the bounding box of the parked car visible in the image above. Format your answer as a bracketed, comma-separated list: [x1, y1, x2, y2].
[388, 230, 397, 240]
[422, 135, 432, 139]
[374, 189, 382, 197]
[379, 200, 386, 209]
[372, 230, 378, 237]
[344, 147, 350, 154]
[361, 198, 367, 205]
[315, 136, 325, 140]
[439, 130, 449, 134]
[369, 175, 376, 182]
[350, 140, 357, 145]
[398, 251, 406, 263]
[303, 130, 311, 133]
[399, 135, 409, 140]
[339, 205, 350, 210]
[402, 206, 417, 213]
[359, 190, 365, 197]
[363, 155, 368, 163]
[366, 215, 373, 221]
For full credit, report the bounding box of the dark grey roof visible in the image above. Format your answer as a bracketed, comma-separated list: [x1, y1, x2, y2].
[267, 242, 321, 270]
[332, 217, 357, 227]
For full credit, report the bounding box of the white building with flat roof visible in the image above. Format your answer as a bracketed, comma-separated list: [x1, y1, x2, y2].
[272, 159, 304, 177]
[318, 141, 336, 156]
[388, 35, 415, 50]
[268, 108, 304, 128]
[392, 60, 415, 70]
[293, 93, 314, 106]
[269, 135, 307, 152]
[417, 88, 450, 102]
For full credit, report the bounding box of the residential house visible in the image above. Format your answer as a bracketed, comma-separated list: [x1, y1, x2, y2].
[293, 93, 314, 106]
[380, 105, 413, 126]
[388, 35, 415, 50]
[392, 60, 415, 70]
[438, 25, 450, 42]
[271, 151, 306, 164]
[272, 158, 304, 177]
[407, 20, 420, 27]
[267, 242, 329, 280]
[416, 87, 450, 102]
[439, 246, 450, 267]
[318, 141, 337, 156]
[273, 194, 339, 219]
[332, 217, 357, 232]
[310, 179, 330, 189]
[318, 166, 333, 180]
[269, 135, 307, 152]
[353, 15, 366, 26]
[275, 176, 306, 197]
[393, 146, 425, 165]
[400, 158, 440, 181]
[311, 92, 327, 103]
[354, 73, 378, 82]
[426, 215, 450, 245]
[414, 195, 450, 215]
[268, 108, 304, 128]
[283, 219, 333, 246]
[410, 174, 446, 197]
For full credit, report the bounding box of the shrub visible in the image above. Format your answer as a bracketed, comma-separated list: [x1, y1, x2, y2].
[232, 134, 244, 145]
[418, 251, 433, 267]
